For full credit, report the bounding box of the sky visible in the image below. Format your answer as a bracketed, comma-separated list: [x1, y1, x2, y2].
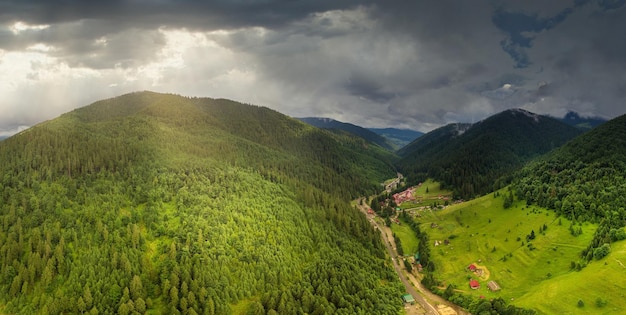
[1, 0, 625, 137]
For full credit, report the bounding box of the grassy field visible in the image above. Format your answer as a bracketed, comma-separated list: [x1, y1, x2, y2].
[390, 221, 420, 256]
[393, 183, 626, 314]
[397, 179, 453, 210]
[513, 238, 626, 314]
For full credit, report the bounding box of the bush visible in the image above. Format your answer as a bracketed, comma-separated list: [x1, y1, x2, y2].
[593, 243, 610, 260]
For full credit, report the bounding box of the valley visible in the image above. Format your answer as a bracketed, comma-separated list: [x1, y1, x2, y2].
[1, 92, 625, 315]
[355, 195, 465, 315]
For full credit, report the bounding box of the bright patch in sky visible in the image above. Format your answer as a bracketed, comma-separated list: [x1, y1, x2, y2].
[0, 1, 625, 136]
[10, 21, 50, 34]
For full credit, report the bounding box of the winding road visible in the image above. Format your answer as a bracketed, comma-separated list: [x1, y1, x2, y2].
[357, 199, 438, 315]
[357, 195, 469, 315]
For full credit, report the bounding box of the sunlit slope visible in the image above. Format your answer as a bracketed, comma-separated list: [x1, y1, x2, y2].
[0, 91, 402, 314]
[420, 189, 609, 311]
[514, 239, 626, 314]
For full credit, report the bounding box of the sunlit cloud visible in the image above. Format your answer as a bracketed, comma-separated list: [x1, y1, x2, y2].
[10, 21, 50, 34]
[0, 1, 625, 136]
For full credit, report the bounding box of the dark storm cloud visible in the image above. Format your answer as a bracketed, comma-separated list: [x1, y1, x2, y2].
[1, 0, 626, 135]
[0, 0, 372, 30]
[492, 6, 574, 68]
[344, 74, 396, 103]
[0, 0, 372, 69]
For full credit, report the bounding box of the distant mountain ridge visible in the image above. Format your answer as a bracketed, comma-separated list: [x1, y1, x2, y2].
[396, 123, 471, 157]
[554, 110, 607, 130]
[368, 128, 423, 149]
[396, 108, 582, 199]
[297, 117, 396, 150]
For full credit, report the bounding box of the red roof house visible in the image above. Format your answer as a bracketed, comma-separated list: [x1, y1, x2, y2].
[468, 264, 477, 271]
[469, 280, 480, 290]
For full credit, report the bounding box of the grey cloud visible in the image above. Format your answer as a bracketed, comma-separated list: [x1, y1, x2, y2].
[0, 0, 372, 30]
[344, 74, 397, 103]
[1, 0, 626, 135]
[0, 19, 167, 69]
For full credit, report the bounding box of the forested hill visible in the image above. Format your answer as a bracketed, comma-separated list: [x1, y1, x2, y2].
[396, 109, 581, 199]
[0, 91, 403, 314]
[297, 117, 396, 151]
[396, 123, 471, 157]
[515, 113, 626, 261]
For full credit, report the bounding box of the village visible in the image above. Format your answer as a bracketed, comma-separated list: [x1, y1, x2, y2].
[362, 177, 504, 315]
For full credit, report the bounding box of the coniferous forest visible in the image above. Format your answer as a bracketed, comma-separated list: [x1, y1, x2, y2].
[2, 91, 625, 315]
[0, 92, 403, 314]
[397, 109, 581, 199]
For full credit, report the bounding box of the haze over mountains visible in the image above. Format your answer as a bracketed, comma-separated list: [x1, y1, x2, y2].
[296, 117, 424, 150]
[554, 111, 607, 130]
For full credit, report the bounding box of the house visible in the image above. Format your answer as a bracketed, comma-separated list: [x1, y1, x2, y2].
[488, 281, 501, 292]
[402, 293, 416, 304]
[393, 187, 416, 204]
[468, 264, 477, 272]
[469, 279, 480, 290]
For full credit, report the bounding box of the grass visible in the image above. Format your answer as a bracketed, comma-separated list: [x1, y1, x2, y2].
[429, 190, 593, 292]
[391, 221, 420, 255]
[409, 186, 625, 313]
[390, 179, 625, 314]
[398, 179, 453, 209]
[412, 179, 451, 199]
[513, 239, 626, 314]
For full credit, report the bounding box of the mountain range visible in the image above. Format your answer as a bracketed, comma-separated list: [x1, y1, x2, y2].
[296, 117, 423, 150]
[396, 108, 582, 199]
[297, 117, 397, 150]
[368, 128, 424, 149]
[0, 91, 624, 314]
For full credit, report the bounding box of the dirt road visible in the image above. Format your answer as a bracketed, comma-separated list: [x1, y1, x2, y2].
[357, 197, 469, 315]
[357, 199, 438, 315]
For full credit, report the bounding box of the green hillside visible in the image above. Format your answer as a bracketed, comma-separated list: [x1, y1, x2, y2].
[297, 117, 396, 151]
[0, 91, 402, 314]
[515, 113, 626, 273]
[397, 109, 581, 199]
[409, 187, 625, 313]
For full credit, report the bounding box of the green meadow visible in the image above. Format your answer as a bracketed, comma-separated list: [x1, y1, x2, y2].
[397, 179, 453, 210]
[390, 221, 419, 255]
[514, 239, 626, 314]
[393, 183, 626, 314]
